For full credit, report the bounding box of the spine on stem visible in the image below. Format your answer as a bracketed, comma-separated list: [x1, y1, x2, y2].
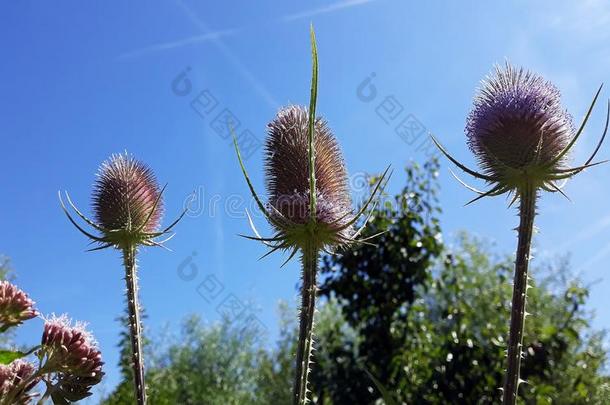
[503, 183, 537, 405]
[123, 245, 147, 405]
[293, 244, 319, 405]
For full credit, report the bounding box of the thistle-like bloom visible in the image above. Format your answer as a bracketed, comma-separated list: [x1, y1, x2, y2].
[0, 281, 38, 332]
[264, 105, 357, 248]
[433, 63, 607, 405]
[467, 64, 573, 182]
[59, 152, 185, 250]
[41, 315, 104, 401]
[433, 62, 608, 204]
[60, 152, 186, 405]
[234, 27, 389, 405]
[237, 104, 388, 261]
[0, 360, 39, 404]
[93, 153, 163, 235]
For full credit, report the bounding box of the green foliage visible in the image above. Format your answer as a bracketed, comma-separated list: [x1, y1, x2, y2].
[254, 302, 295, 404]
[314, 159, 608, 404]
[0, 256, 13, 282]
[0, 256, 15, 346]
[317, 159, 444, 403]
[392, 234, 609, 404]
[100, 161, 608, 405]
[0, 349, 26, 364]
[101, 314, 271, 405]
[101, 307, 155, 405]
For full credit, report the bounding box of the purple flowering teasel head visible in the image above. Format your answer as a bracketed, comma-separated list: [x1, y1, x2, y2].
[59, 152, 186, 251]
[235, 103, 389, 260]
[233, 31, 389, 263]
[265, 106, 354, 243]
[466, 64, 574, 182]
[93, 153, 163, 234]
[432, 62, 608, 203]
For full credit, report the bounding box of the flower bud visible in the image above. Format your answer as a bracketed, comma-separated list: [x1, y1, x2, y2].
[41, 314, 104, 400]
[265, 106, 353, 246]
[0, 281, 38, 331]
[0, 359, 39, 403]
[93, 152, 163, 236]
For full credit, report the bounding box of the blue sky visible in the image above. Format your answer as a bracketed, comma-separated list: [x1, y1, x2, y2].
[2, 0, 610, 400]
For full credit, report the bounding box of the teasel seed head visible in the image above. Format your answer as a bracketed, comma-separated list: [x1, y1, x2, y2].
[432, 62, 608, 204]
[60, 151, 187, 251]
[0, 359, 39, 403]
[265, 105, 353, 245]
[93, 152, 163, 234]
[0, 281, 38, 332]
[233, 25, 390, 263]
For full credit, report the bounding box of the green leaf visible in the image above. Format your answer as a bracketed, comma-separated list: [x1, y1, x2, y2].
[364, 369, 399, 405]
[0, 349, 26, 364]
[308, 24, 319, 221]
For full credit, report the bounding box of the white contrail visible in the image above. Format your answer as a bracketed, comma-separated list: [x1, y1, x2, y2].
[175, 0, 280, 109]
[119, 0, 379, 107]
[122, 0, 379, 60]
[556, 214, 610, 252]
[119, 29, 239, 59]
[579, 240, 610, 271]
[281, 0, 377, 22]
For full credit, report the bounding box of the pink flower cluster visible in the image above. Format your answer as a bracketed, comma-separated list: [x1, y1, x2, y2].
[42, 315, 104, 381]
[0, 281, 38, 331]
[0, 359, 39, 403]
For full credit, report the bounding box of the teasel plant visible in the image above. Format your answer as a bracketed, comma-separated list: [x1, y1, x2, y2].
[59, 152, 187, 405]
[233, 27, 390, 405]
[432, 63, 608, 405]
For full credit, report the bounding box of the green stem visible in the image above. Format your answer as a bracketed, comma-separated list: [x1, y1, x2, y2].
[293, 244, 319, 405]
[122, 245, 147, 405]
[502, 183, 537, 405]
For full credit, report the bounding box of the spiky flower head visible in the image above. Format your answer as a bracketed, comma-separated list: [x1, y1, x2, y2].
[0, 281, 38, 332]
[265, 105, 353, 247]
[432, 62, 607, 205]
[41, 314, 104, 400]
[466, 63, 574, 188]
[60, 152, 185, 251]
[0, 359, 39, 403]
[93, 152, 163, 238]
[234, 27, 389, 263]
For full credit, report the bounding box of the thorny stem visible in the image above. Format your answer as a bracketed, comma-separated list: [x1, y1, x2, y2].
[503, 183, 537, 405]
[122, 244, 147, 405]
[293, 243, 319, 405]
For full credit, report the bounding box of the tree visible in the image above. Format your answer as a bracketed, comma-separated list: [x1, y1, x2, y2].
[100, 312, 144, 405]
[101, 314, 268, 405]
[316, 159, 444, 403]
[100, 160, 609, 404]
[314, 159, 608, 404]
